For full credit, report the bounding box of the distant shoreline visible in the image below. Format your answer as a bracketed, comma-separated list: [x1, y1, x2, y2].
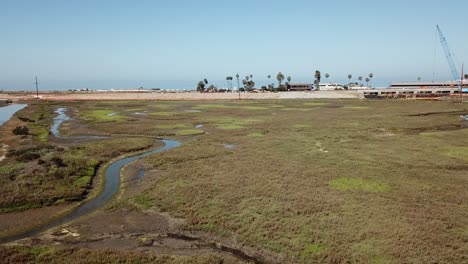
[0, 91, 363, 101]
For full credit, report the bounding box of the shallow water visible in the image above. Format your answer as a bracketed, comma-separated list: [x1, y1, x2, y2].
[0, 104, 27, 127]
[50, 108, 70, 137]
[50, 108, 108, 139]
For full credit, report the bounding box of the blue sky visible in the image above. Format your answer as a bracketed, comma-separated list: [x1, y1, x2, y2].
[1, 0, 467, 90]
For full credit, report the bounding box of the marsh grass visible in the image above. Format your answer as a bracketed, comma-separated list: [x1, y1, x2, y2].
[247, 132, 267, 137]
[80, 110, 125, 122]
[2, 100, 468, 263]
[445, 146, 468, 161]
[204, 117, 261, 130]
[155, 124, 187, 129]
[301, 243, 327, 258]
[303, 102, 328, 107]
[0, 246, 243, 264]
[0, 103, 155, 213]
[150, 111, 177, 116]
[193, 104, 268, 110]
[329, 177, 390, 192]
[176, 129, 205, 136]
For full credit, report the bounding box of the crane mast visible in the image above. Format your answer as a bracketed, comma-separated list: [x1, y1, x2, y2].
[436, 25, 460, 84]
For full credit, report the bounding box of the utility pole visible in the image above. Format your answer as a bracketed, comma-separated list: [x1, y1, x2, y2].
[461, 64, 464, 102]
[34, 76, 39, 98]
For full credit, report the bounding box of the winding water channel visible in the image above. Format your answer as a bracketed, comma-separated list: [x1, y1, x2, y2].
[1, 108, 181, 243]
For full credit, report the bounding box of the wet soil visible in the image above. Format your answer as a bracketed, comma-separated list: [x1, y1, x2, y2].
[16, 161, 282, 264]
[408, 110, 468, 116]
[0, 204, 70, 238]
[396, 123, 468, 134]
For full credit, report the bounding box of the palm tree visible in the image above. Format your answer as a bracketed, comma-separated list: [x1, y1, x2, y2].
[236, 73, 240, 90]
[246, 75, 250, 81]
[314, 70, 321, 90]
[325, 73, 330, 79]
[197, 80, 206, 92]
[365, 77, 370, 87]
[287, 76, 292, 83]
[276, 72, 285, 90]
[268, 74, 271, 79]
[250, 74, 253, 80]
[348, 74, 352, 81]
[358, 76, 363, 86]
[368, 73, 374, 87]
[226, 76, 233, 90]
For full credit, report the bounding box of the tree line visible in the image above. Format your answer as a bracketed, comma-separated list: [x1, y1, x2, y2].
[197, 72, 374, 92]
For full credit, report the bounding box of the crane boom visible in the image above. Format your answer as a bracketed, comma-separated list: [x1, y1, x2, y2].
[436, 25, 460, 83]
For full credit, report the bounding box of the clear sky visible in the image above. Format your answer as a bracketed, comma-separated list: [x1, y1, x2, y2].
[1, 0, 467, 90]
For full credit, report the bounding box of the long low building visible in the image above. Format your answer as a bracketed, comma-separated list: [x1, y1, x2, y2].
[362, 87, 462, 98]
[286, 83, 313, 91]
[390, 80, 468, 89]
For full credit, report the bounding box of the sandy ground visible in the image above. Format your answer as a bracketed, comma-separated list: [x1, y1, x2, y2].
[1, 91, 363, 101]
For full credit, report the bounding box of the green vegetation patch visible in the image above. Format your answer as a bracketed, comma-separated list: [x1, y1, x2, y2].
[0, 164, 24, 175]
[248, 132, 267, 137]
[303, 102, 328, 107]
[193, 104, 236, 110]
[238, 105, 269, 110]
[446, 146, 468, 161]
[176, 129, 205, 136]
[343, 106, 370, 110]
[281, 108, 314, 111]
[28, 124, 49, 142]
[15, 246, 55, 257]
[301, 243, 327, 257]
[216, 124, 245, 130]
[73, 176, 91, 188]
[206, 117, 260, 130]
[0, 204, 37, 214]
[193, 104, 268, 110]
[352, 240, 390, 264]
[155, 124, 187, 129]
[0, 245, 238, 263]
[329, 177, 390, 192]
[133, 194, 154, 210]
[80, 110, 125, 122]
[150, 111, 177, 116]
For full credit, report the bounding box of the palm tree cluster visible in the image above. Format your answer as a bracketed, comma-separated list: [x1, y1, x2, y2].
[196, 71, 375, 92]
[197, 78, 218, 92]
[196, 79, 208, 92]
[241, 75, 255, 91]
[346, 73, 374, 88]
